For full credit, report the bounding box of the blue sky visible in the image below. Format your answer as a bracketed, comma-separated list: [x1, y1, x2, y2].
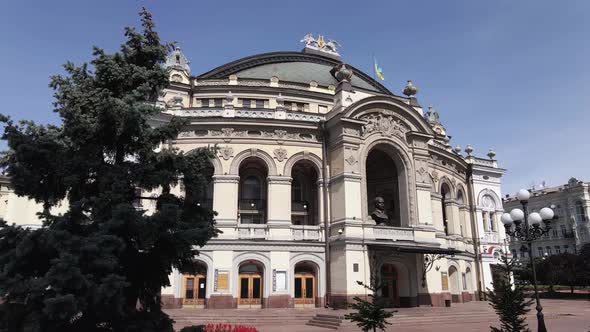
[0, 0, 588, 195]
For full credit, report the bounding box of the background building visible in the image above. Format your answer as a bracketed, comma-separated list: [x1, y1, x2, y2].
[504, 177, 590, 261]
[0, 37, 508, 309]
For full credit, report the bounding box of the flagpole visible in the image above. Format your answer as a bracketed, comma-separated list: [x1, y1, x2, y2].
[371, 52, 376, 82]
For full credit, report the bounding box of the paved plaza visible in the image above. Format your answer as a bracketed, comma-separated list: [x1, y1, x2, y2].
[168, 299, 590, 332]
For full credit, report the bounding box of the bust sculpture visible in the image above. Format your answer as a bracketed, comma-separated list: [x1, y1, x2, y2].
[370, 196, 389, 225]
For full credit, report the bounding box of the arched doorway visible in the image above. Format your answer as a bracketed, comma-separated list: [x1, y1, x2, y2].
[366, 148, 400, 226]
[294, 262, 318, 308]
[380, 263, 400, 307]
[239, 158, 268, 224]
[181, 261, 207, 308]
[238, 261, 264, 308]
[448, 265, 460, 303]
[291, 161, 319, 225]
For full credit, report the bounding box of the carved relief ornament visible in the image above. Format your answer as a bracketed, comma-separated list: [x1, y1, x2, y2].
[360, 112, 409, 140]
[219, 146, 234, 160]
[273, 148, 288, 162]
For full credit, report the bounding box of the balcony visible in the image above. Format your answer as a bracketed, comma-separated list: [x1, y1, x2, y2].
[237, 224, 268, 240]
[291, 225, 322, 241]
[239, 199, 266, 224]
[483, 231, 499, 243]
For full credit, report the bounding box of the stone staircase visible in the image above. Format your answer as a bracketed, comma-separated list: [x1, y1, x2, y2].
[305, 314, 343, 329]
[167, 308, 319, 330]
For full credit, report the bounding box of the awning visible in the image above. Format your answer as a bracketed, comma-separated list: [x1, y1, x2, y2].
[367, 242, 460, 255]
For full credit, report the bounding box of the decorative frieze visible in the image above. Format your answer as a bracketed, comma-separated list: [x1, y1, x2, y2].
[177, 127, 320, 143]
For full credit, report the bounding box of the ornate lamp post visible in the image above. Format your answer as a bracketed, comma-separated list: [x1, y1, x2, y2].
[500, 189, 554, 332]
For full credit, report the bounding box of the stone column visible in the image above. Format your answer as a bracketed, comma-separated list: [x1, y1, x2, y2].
[267, 176, 292, 240]
[430, 193, 444, 233]
[213, 175, 240, 225]
[317, 179, 325, 225]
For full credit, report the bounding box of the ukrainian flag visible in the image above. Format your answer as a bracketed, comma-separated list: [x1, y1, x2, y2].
[374, 58, 385, 81]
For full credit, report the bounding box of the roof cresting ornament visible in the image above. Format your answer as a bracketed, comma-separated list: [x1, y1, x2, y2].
[301, 34, 341, 57]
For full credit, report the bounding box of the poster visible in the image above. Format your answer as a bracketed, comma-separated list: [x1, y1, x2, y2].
[275, 271, 287, 291]
[217, 271, 228, 291]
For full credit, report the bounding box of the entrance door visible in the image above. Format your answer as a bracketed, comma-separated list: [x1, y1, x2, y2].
[294, 273, 315, 308]
[182, 274, 206, 308]
[380, 264, 399, 307]
[238, 274, 262, 308]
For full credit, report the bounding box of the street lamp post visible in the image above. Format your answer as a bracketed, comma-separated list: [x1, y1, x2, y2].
[500, 189, 554, 332]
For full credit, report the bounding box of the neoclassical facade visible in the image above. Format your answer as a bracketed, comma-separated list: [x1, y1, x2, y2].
[0, 39, 509, 309]
[505, 177, 590, 260]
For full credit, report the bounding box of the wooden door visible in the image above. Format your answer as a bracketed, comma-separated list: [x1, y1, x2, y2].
[381, 264, 399, 307]
[238, 274, 262, 308]
[182, 274, 206, 307]
[294, 273, 315, 307]
[381, 277, 399, 307]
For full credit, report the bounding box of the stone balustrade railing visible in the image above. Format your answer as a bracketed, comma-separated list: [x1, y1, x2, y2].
[171, 107, 324, 123]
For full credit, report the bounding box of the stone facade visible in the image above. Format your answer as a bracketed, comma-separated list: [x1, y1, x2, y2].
[504, 177, 590, 260]
[0, 44, 507, 309]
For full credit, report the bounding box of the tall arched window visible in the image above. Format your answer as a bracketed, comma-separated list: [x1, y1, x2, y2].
[239, 157, 268, 224]
[575, 201, 587, 222]
[290, 161, 318, 225]
[457, 190, 467, 237]
[441, 184, 451, 235]
[481, 194, 497, 232]
[366, 148, 400, 226]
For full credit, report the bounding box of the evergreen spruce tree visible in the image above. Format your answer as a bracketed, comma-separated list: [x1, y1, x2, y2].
[0, 8, 219, 332]
[487, 254, 533, 332]
[344, 278, 395, 332]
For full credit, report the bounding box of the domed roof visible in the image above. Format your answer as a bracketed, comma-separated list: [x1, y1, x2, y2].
[197, 52, 392, 95]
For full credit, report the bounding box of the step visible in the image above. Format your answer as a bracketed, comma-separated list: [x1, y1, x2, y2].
[306, 322, 339, 330]
[309, 318, 340, 326]
[313, 316, 342, 323]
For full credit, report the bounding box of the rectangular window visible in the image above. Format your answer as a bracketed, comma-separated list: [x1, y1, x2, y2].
[555, 246, 561, 254]
[564, 245, 569, 253]
[441, 272, 449, 291]
[560, 225, 567, 236]
[552, 229, 558, 238]
[240, 98, 251, 108]
[353, 263, 359, 272]
[199, 99, 210, 107]
[255, 99, 265, 108]
[285, 101, 307, 112]
[546, 247, 552, 255]
[538, 247, 543, 257]
[213, 98, 223, 107]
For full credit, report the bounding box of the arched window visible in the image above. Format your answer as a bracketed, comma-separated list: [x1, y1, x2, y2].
[457, 190, 467, 237]
[575, 201, 587, 222]
[441, 184, 451, 235]
[366, 148, 401, 226]
[481, 194, 497, 232]
[291, 161, 318, 226]
[291, 177, 303, 202]
[242, 176, 261, 201]
[239, 158, 268, 224]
